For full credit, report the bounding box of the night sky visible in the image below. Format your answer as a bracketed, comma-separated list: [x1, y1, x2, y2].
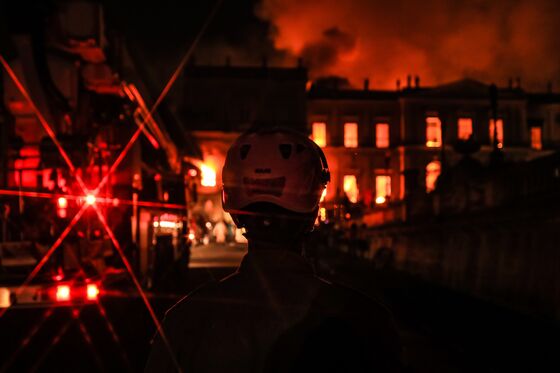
[3, 0, 560, 90]
[103, 0, 283, 90]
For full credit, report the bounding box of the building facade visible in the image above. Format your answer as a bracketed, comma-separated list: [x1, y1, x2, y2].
[308, 78, 560, 225]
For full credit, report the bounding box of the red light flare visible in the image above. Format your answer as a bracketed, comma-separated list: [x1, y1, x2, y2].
[75, 315, 104, 371]
[0, 308, 56, 371]
[0, 189, 187, 212]
[57, 197, 68, 209]
[0, 189, 70, 200]
[0, 204, 88, 318]
[124, 83, 161, 150]
[85, 194, 96, 205]
[60, 247, 132, 369]
[55, 284, 71, 302]
[29, 308, 82, 372]
[91, 205, 182, 372]
[95, 300, 132, 369]
[86, 284, 99, 300]
[0, 55, 88, 194]
[93, 0, 223, 197]
[95, 196, 186, 210]
[0, 3, 223, 367]
[93, 127, 142, 194]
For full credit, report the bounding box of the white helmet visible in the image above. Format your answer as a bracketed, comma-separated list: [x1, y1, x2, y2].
[222, 128, 330, 214]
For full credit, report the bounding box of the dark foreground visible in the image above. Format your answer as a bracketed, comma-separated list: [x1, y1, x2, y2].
[1, 252, 559, 372]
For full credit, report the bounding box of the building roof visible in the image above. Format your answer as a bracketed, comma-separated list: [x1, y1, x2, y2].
[308, 78, 530, 102]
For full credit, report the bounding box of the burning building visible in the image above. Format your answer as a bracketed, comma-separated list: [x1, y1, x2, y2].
[308, 77, 560, 225]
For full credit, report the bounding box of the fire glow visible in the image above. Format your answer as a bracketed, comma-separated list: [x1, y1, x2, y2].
[256, 0, 560, 89]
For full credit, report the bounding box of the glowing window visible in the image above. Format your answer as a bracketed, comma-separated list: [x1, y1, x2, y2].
[201, 164, 216, 187]
[375, 123, 390, 148]
[457, 118, 473, 140]
[343, 175, 358, 203]
[426, 117, 442, 147]
[531, 127, 542, 150]
[426, 161, 441, 192]
[489, 119, 504, 148]
[311, 122, 327, 147]
[375, 175, 391, 204]
[344, 122, 358, 148]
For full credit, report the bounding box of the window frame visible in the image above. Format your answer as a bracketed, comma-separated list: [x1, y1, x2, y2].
[457, 118, 473, 140]
[426, 116, 442, 148]
[375, 123, 390, 148]
[344, 122, 359, 148]
[311, 122, 327, 147]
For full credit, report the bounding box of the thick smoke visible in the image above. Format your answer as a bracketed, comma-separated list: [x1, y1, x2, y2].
[256, 0, 560, 90]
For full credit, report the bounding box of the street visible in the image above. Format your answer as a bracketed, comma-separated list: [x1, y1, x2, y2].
[188, 242, 247, 268]
[2, 247, 558, 372]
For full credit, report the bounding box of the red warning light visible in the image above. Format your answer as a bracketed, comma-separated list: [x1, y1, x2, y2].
[57, 197, 68, 218]
[86, 284, 99, 300]
[57, 197, 68, 209]
[85, 194, 96, 205]
[56, 285, 71, 301]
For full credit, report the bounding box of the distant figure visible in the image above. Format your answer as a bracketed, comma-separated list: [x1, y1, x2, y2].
[145, 128, 401, 372]
[212, 220, 227, 243]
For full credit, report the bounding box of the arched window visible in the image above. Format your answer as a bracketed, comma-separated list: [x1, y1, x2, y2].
[426, 161, 441, 192]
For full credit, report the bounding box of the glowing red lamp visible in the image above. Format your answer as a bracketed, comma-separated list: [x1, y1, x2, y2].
[56, 285, 71, 302]
[85, 194, 96, 205]
[57, 197, 68, 209]
[86, 284, 99, 300]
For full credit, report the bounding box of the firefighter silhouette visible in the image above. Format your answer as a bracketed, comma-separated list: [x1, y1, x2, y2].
[146, 128, 402, 372]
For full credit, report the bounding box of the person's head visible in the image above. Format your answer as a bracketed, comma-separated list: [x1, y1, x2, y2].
[222, 127, 330, 252]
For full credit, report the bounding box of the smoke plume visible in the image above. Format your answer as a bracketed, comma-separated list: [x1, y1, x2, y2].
[256, 0, 560, 90]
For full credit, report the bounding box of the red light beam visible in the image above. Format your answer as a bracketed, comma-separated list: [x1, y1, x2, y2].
[0, 204, 88, 318]
[0, 189, 61, 200]
[0, 188, 186, 211]
[75, 315, 104, 371]
[63, 248, 132, 370]
[93, 127, 142, 194]
[95, 301, 132, 370]
[0, 308, 55, 371]
[29, 308, 81, 373]
[92, 0, 223, 195]
[94, 196, 186, 210]
[92, 205, 182, 373]
[0, 55, 88, 194]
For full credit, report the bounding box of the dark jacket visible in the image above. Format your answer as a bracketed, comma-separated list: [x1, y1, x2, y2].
[145, 250, 402, 372]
